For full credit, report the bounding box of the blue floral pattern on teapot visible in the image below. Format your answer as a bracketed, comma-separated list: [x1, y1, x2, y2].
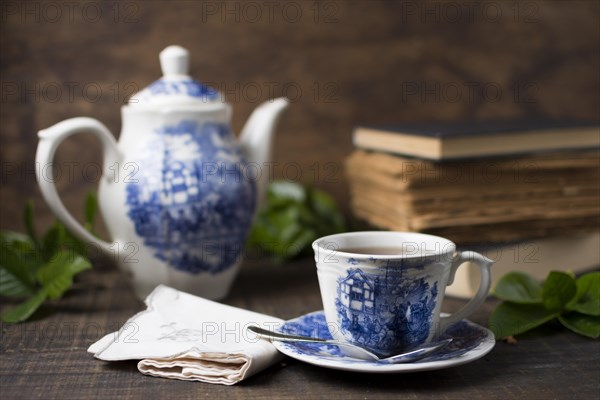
[125, 120, 256, 274]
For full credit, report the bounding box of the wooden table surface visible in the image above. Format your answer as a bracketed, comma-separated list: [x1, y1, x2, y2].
[1, 258, 598, 399]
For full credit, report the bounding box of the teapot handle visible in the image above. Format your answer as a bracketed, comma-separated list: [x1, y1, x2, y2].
[35, 117, 122, 255]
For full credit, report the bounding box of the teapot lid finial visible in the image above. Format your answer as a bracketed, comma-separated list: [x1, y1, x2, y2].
[160, 45, 189, 77]
[128, 45, 221, 107]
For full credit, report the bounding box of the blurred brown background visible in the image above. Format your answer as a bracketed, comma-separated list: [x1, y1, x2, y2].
[1, 0, 599, 235]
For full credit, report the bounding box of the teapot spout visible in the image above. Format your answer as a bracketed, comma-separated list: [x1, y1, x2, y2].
[239, 97, 289, 207]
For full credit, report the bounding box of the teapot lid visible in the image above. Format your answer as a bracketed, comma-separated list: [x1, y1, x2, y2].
[128, 45, 221, 107]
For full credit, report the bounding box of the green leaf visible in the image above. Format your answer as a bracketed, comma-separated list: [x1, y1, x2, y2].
[62, 229, 88, 258]
[248, 181, 346, 262]
[279, 228, 316, 261]
[492, 271, 543, 304]
[0, 234, 38, 288]
[558, 312, 600, 339]
[268, 181, 306, 202]
[1, 289, 48, 323]
[307, 187, 346, 233]
[543, 271, 577, 312]
[309, 188, 337, 215]
[84, 191, 97, 231]
[42, 222, 66, 261]
[1, 194, 98, 323]
[1, 231, 33, 246]
[0, 267, 34, 297]
[489, 302, 557, 339]
[566, 272, 600, 316]
[37, 251, 91, 299]
[23, 201, 39, 249]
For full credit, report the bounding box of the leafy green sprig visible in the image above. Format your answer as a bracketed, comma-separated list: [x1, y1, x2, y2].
[247, 181, 346, 262]
[489, 271, 600, 339]
[0, 194, 97, 323]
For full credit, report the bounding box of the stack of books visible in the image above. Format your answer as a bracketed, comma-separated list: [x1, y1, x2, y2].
[346, 121, 600, 297]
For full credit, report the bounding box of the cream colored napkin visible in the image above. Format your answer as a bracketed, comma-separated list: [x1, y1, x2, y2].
[88, 285, 284, 385]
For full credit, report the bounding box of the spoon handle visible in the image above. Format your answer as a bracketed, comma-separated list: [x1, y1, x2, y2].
[248, 325, 380, 360]
[248, 325, 329, 343]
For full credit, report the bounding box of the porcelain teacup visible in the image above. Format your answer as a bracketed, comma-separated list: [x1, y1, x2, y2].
[313, 231, 492, 356]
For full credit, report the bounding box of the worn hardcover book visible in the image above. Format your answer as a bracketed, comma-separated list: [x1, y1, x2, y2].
[345, 149, 600, 242]
[446, 232, 600, 298]
[353, 120, 600, 160]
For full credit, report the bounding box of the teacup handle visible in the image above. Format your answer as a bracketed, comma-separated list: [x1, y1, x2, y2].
[36, 117, 122, 255]
[439, 251, 493, 332]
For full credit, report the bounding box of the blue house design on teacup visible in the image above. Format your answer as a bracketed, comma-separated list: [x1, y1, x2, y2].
[339, 269, 376, 315]
[335, 267, 438, 352]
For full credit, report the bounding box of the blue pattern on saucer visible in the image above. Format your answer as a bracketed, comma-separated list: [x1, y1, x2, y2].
[278, 311, 489, 364]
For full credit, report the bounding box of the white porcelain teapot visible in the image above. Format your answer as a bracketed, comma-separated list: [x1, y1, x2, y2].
[35, 45, 288, 299]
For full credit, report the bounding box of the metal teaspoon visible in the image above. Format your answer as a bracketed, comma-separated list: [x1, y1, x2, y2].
[248, 326, 452, 363]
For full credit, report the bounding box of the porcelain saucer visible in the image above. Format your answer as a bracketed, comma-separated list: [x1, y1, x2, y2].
[272, 311, 495, 373]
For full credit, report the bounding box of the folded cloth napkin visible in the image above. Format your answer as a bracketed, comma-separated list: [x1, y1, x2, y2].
[88, 285, 284, 385]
